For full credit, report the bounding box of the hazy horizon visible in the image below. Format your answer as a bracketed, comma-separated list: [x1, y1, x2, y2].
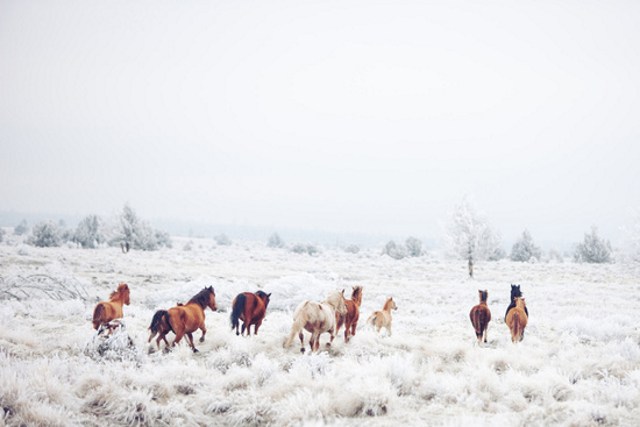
[2, 1, 639, 249]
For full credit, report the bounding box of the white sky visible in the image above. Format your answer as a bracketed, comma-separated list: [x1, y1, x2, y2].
[1, 0, 639, 246]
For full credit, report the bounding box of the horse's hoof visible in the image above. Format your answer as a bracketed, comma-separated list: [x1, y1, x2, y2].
[236, 332, 240, 336]
[193, 348, 199, 353]
[300, 348, 305, 354]
[326, 343, 331, 348]
[199, 338, 205, 343]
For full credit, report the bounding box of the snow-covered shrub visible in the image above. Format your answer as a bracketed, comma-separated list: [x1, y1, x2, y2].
[621, 208, 640, 262]
[383, 240, 406, 260]
[14, 219, 29, 236]
[344, 244, 360, 254]
[510, 230, 541, 262]
[291, 244, 318, 255]
[27, 221, 62, 247]
[183, 240, 193, 251]
[108, 204, 171, 251]
[405, 237, 422, 257]
[0, 228, 5, 242]
[74, 215, 105, 249]
[267, 233, 284, 248]
[214, 233, 232, 246]
[574, 226, 612, 263]
[546, 249, 564, 263]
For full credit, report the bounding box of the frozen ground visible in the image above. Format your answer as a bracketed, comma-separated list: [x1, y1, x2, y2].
[1, 237, 639, 426]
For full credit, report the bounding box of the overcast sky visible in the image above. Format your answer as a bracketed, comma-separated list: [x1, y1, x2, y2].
[1, 0, 639, 246]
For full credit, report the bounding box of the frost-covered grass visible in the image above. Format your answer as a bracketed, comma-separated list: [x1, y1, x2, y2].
[1, 238, 639, 426]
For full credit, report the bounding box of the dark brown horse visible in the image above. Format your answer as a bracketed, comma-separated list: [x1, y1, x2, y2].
[92, 283, 130, 330]
[506, 297, 528, 343]
[148, 286, 217, 352]
[230, 291, 271, 336]
[469, 289, 491, 344]
[336, 286, 363, 342]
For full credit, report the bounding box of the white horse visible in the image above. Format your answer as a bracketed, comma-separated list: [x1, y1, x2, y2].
[284, 290, 347, 353]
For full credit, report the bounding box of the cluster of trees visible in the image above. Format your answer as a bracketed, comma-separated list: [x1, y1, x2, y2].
[444, 198, 617, 273]
[18, 204, 172, 251]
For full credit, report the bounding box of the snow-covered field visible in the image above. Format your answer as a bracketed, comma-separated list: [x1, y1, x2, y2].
[1, 238, 639, 426]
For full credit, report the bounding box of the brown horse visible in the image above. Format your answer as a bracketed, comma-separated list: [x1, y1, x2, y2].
[506, 297, 528, 343]
[92, 283, 130, 330]
[336, 286, 363, 342]
[367, 297, 398, 336]
[469, 289, 491, 344]
[148, 286, 217, 352]
[230, 291, 271, 336]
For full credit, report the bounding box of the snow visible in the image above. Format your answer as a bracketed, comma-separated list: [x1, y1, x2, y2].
[1, 237, 639, 426]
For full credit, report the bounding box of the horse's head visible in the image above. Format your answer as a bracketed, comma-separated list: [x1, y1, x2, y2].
[385, 297, 398, 311]
[118, 283, 130, 305]
[256, 291, 271, 309]
[478, 289, 488, 303]
[206, 286, 218, 311]
[327, 290, 347, 315]
[351, 286, 363, 305]
[510, 284, 522, 300]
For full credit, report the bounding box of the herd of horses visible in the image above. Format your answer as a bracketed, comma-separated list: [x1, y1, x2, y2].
[92, 282, 528, 353]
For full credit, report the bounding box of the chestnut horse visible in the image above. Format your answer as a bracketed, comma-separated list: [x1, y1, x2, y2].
[92, 283, 130, 330]
[336, 286, 363, 342]
[284, 290, 347, 353]
[469, 289, 491, 344]
[230, 290, 271, 336]
[504, 284, 529, 321]
[148, 286, 217, 352]
[506, 297, 527, 343]
[367, 297, 398, 336]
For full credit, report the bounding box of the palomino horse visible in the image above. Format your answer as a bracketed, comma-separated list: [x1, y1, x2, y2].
[506, 297, 528, 343]
[336, 286, 363, 343]
[469, 289, 491, 344]
[504, 284, 529, 321]
[367, 297, 398, 336]
[148, 286, 217, 352]
[92, 283, 130, 330]
[230, 290, 271, 336]
[284, 290, 347, 353]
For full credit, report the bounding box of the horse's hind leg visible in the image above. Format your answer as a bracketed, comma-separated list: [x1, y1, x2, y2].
[199, 324, 207, 343]
[299, 331, 305, 353]
[186, 332, 198, 352]
[254, 319, 263, 335]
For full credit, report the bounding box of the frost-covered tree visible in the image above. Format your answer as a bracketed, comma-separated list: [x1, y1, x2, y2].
[109, 204, 171, 251]
[383, 240, 407, 260]
[267, 233, 284, 248]
[344, 244, 360, 254]
[444, 198, 502, 277]
[291, 243, 319, 255]
[574, 226, 612, 263]
[14, 219, 29, 236]
[405, 237, 423, 257]
[27, 220, 62, 247]
[510, 230, 541, 262]
[74, 215, 105, 248]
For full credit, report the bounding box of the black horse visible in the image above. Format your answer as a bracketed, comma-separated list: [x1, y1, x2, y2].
[504, 284, 529, 321]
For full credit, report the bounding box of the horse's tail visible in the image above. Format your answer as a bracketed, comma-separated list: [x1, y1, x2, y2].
[149, 310, 173, 335]
[366, 312, 378, 327]
[230, 293, 246, 331]
[92, 303, 105, 330]
[511, 312, 522, 342]
[284, 304, 307, 348]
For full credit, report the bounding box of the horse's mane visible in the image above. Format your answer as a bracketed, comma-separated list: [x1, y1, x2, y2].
[383, 297, 394, 310]
[255, 290, 269, 300]
[110, 283, 128, 300]
[188, 287, 214, 309]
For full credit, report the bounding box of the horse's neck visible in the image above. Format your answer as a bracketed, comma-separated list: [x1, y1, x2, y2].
[383, 301, 393, 313]
[110, 294, 124, 305]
